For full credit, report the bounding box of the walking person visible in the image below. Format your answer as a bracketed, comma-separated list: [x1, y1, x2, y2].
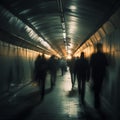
[75, 52, 90, 104]
[90, 43, 108, 110]
[34, 54, 48, 100]
[48, 55, 58, 89]
[67, 57, 76, 88]
[60, 58, 67, 76]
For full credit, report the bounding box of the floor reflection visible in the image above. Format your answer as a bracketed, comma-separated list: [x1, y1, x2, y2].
[0, 70, 111, 120]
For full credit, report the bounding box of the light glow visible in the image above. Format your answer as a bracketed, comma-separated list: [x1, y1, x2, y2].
[63, 32, 66, 38]
[70, 5, 77, 10]
[63, 73, 72, 91]
[25, 26, 52, 49]
[67, 55, 72, 60]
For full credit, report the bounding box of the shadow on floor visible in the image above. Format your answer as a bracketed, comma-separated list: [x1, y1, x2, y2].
[0, 87, 53, 120]
[78, 103, 109, 120]
[15, 87, 53, 120]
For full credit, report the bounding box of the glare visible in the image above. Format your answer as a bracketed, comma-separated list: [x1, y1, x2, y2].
[64, 81, 71, 91]
[68, 22, 77, 33]
[25, 26, 53, 50]
[70, 5, 77, 10]
[61, 70, 79, 117]
[63, 32, 66, 38]
[67, 55, 72, 60]
[67, 49, 72, 54]
[62, 22, 65, 29]
[63, 73, 72, 91]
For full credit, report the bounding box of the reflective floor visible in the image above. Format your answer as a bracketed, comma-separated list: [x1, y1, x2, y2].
[0, 69, 113, 120]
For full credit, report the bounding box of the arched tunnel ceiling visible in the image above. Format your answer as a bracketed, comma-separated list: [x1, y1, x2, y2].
[0, 0, 120, 57]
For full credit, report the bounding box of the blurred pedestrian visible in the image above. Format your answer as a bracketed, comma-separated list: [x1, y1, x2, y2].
[34, 54, 48, 100]
[75, 52, 90, 104]
[48, 55, 58, 88]
[90, 43, 109, 109]
[67, 57, 76, 88]
[60, 58, 67, 76]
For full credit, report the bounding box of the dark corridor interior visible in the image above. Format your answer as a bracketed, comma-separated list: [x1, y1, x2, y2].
[0, 0, 120, 120]
[0, 70, 116, 120]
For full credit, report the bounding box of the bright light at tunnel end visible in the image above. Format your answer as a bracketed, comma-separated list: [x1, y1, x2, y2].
[67, 55, 72, 60]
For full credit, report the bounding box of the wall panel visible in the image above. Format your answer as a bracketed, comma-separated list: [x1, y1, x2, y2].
[0, 40, 39, 95]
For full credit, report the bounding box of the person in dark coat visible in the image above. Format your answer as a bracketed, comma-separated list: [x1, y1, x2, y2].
[67, 57, 76, 88]
[90, 43, 108, 109]
[60, 58, 67, 76]
[48, 55, 58, 88]
[75, 52, 90, 104]
[34, 54, 48, 100]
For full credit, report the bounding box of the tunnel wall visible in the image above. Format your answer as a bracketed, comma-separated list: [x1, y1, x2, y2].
[0, 40, 39, 94]
[0, 4, 119, 119]
[81, 8, 120, 119]
[101, 28, 120, 119]
[103, 29, 120, 118]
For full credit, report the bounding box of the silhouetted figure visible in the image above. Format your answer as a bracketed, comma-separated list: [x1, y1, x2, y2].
[60, 58, 67, 76]
[48, 55, 58, 88]
[34, 54, 48, 100]
[75, 52, 90, 104]
[90, 43, 108, 109]
[67, 57, 76, 88]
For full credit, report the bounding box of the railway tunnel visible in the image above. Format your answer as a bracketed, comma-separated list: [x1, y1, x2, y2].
[0, 0, 120, 120]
